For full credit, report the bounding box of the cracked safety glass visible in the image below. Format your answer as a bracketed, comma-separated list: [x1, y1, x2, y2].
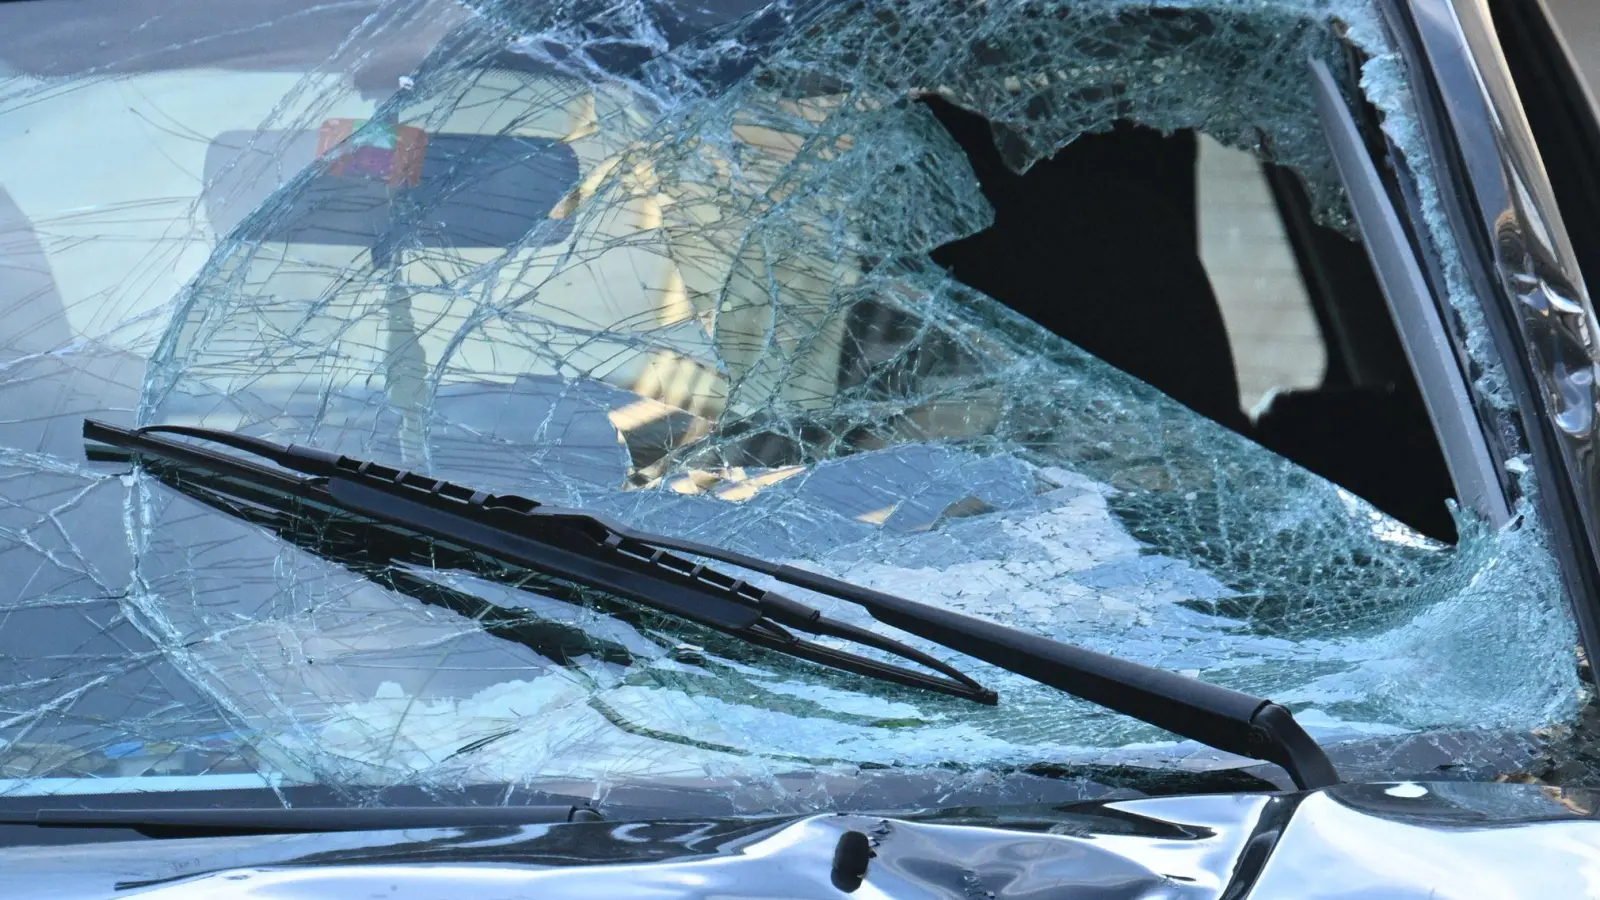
[0, 0, 1587, 806]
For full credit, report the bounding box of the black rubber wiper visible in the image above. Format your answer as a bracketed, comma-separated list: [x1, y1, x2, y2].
[83, 419, 1339, 789]
[84, 419, 993, 705]
[0, 804, 601, 839]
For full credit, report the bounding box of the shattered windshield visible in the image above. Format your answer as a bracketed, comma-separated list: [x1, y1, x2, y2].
[0, 0, 1585, 806]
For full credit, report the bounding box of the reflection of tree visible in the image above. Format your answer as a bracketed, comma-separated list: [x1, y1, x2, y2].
[379, 264, 430, 463]
[281, 814, 786, 869]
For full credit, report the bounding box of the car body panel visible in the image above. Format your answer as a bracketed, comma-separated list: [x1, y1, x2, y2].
[1, 782, 1596, 899]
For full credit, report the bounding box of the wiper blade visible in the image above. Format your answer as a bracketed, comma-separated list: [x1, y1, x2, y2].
[83, 419, 1339, 789]
[0, 804, 601, 839]
[137, 456, 643, 671]
[84, 419, 994, 705]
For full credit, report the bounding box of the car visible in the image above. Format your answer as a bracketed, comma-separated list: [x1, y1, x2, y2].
[2, 0, 1600, 896]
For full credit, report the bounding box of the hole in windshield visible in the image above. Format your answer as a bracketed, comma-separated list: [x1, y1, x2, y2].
[922, 97, 1458, 542]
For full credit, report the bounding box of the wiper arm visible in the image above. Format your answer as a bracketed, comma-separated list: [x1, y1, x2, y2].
[84, 419, 1339, 789]
[0, 804, 601, 839]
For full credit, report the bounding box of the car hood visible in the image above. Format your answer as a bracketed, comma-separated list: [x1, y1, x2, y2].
[5, 782, 1599, 899]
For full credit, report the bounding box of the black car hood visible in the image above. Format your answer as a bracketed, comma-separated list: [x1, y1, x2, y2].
[5, 782, 1598, 899]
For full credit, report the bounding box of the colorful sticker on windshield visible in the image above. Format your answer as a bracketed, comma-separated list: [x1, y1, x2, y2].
[316, 118, 428, 187]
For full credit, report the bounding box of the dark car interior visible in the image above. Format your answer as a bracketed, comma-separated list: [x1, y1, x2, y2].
[920, 95, 1461, 543]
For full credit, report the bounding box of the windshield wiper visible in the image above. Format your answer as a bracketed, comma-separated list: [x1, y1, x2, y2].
[83, 419, 1339, 789]
[85, 419, 993, 705]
